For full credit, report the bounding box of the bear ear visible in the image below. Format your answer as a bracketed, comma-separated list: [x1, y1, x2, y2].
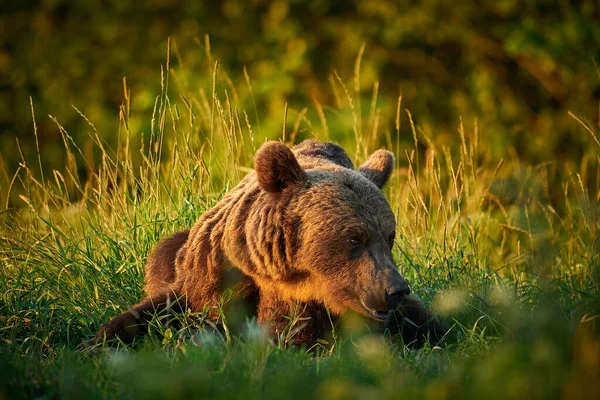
[358, 150, 395, 189]
[254, 141, 308, 193]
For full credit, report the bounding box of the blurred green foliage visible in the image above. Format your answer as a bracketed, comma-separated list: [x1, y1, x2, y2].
[2, 0, 600, 175]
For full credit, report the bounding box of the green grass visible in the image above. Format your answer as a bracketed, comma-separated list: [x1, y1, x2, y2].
[1, 50, 599, 399]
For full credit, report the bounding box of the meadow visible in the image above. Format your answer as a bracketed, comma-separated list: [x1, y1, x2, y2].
[1, 24, 600, 400]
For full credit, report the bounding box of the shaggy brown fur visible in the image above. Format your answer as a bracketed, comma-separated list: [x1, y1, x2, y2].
[97, 140, 445, 346]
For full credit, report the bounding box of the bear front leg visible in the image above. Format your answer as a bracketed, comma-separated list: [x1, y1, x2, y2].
[382, 296, 446, 348]
[96, 292, 183, 345]
[257, 290, 331, 347]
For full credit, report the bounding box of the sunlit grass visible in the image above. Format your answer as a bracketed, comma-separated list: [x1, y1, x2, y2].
[0, 44, 599, 399]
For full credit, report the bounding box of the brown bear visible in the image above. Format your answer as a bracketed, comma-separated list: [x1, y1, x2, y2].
[97, 140, 445, 347]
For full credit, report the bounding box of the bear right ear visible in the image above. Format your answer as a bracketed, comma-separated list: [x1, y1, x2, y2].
[254, 141, 308, 193]
[358, 149, 395, 189]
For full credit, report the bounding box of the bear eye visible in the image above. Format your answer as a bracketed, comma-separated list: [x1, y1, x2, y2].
[349, 237, 361, 247]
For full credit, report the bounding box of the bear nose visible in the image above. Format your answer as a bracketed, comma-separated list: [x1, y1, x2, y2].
[386, 284, 411, 302]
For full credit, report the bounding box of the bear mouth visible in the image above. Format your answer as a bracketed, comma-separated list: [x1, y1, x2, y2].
[359, 299, 391, 321]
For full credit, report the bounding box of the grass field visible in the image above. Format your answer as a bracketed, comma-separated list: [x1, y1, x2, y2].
[1, 47, 599, 399]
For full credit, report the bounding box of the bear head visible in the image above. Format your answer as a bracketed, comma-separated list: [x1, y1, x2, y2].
[254, 141, 410, 321]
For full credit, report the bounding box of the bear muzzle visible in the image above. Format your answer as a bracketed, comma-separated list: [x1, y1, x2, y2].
[359, 276, 411, 320]
[386, 283, 411, 306]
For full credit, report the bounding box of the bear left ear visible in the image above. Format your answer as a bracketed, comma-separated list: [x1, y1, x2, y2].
[254, 141, 308, 193]
[358, 150, 395, 189]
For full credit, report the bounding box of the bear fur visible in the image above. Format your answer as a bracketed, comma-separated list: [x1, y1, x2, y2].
[97, 140, 445, 347]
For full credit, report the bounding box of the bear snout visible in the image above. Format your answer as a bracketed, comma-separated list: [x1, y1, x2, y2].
[379, 268, 410, 308]
[385, 283, 411, 308]
[357, 267, 411, 320]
